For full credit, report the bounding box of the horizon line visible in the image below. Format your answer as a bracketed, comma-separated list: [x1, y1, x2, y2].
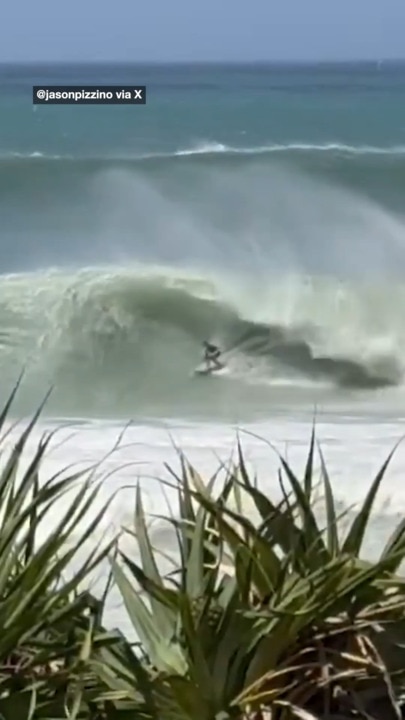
[0, 57, 405, 65]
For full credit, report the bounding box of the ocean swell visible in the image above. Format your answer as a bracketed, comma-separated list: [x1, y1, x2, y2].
[2, 142, 405, 278]
[2, 143, 405, 212]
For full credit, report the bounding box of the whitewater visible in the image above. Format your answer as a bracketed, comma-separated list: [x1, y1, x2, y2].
[3, 61, 405, 635]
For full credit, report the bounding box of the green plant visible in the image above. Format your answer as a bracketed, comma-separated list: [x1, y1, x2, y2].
[0, 382, 117, 719]
[96, 430, 405, 720]
[2, 381, 405, 720]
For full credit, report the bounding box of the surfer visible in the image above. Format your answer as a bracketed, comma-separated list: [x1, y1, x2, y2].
[203, 341, 223, 371]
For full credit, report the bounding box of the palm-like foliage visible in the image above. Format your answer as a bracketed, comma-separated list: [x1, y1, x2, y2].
[1, 380, 405, 720]
[99, 430, 405, 720]
[0, 383, 117, 719]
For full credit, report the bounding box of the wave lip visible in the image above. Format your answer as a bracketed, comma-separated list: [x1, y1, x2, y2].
[3, 141, 405, 163]
[175, 141, 229, 156]
[174, 141, 405, 159]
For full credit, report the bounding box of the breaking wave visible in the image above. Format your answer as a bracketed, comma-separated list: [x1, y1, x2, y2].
[0, 264, 404, 418]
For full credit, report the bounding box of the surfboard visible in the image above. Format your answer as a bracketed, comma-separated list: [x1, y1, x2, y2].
[193, 362, 227, 377]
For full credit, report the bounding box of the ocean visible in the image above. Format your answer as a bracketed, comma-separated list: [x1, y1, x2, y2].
[2, 61, 405, 632]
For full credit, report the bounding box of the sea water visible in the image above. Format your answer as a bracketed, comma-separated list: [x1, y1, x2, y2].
[2, 61, 405, 634]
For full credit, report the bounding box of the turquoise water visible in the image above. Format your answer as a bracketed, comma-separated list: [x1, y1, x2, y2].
[1, 61, 405, 419]
[3, 62, 405, 157]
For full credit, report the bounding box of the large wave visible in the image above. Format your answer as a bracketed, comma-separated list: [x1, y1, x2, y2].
[0, 264, 403, 418]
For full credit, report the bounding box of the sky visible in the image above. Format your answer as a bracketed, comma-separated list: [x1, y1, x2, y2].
[2, 0, 405, 62]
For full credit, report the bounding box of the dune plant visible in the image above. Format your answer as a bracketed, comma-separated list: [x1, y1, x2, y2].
[1, 379, 405, 720]
[0, 382, 118, 719]
[97, 431, 405, 720]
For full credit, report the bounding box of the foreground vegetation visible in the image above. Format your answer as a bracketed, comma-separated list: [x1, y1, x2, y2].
[1, 386, 405, 718]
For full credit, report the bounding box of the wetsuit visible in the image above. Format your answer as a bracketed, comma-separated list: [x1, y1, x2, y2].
[203, 343, 222, 370]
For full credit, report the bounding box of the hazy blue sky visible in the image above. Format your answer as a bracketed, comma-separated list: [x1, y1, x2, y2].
[2, 0, 405, 62]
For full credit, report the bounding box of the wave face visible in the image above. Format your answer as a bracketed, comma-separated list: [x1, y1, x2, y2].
[0, 265, 404, 418]
[2, 62, 405, 417]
